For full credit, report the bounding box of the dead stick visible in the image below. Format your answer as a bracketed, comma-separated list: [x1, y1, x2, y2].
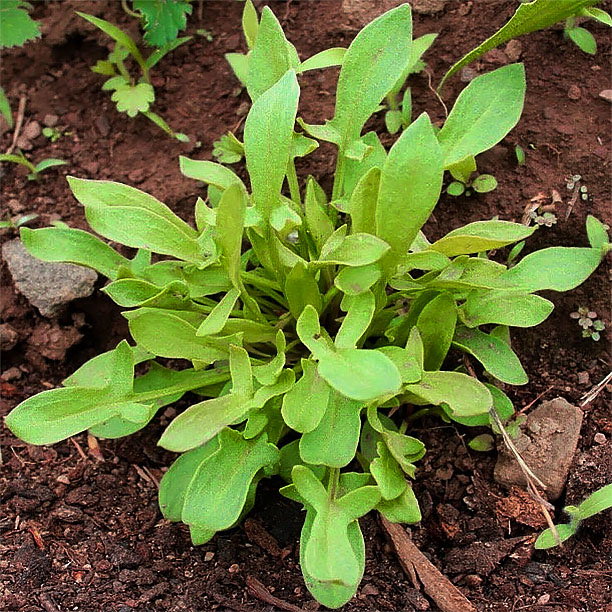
[246, 575, 307, 612]
[39, 594, 61, 612]
[380, 517, 476, 612]
[6, 93, 26, 155]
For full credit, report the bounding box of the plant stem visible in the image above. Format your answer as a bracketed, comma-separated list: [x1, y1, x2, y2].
[328, 467, 340, 500]
[331, 152, 346, 201]
[115, 56, 132, 84]
[121, 0, 141, 19]
[286, 159, 302, 207]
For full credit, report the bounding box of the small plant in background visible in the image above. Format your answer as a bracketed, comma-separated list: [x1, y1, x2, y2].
[529, 208, 557, 227]
[515, 144, 526, 166]
[447, 173, 498, 197]
[535, 483, 612, 548]
[4, 4, 611, 608]
[0, 150, 66, 180]
[0, 212, 38, 231]
[570, 306, 606, 341]
[42, 126, 71, 142]
[79, 11, 190, 142]
[564, 5, 612, 54]
[128, 0, 192, 47]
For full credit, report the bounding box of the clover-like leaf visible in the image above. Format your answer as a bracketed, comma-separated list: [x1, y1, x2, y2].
[111, 82, 155, 117]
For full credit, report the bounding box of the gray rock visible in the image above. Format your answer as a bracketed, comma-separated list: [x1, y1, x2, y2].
[599, 89, 612, 103]
[2, 239, 97, 318]
[494, 397, 583, 501]
[23, 120, 41, 140]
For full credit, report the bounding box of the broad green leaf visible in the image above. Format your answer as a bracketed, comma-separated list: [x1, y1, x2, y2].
[371, 441, 406, 500]
[376, 113, 444, 273]
[334, 264, 381, 296]
[472, 174, 498, 193]
[348, 166, 380, 235]
[242, 0, 259, 49]
[20, 227, 129, 280]
[226, 52, 250, 85]
[578, 483, 612, 519]
[278, 439, 326, 483]
[448, 155, 476, 183]
[400, 250, 451, 272]
[437, 64, 526, 168]
[405, 371, 492, 416]
[68, 177, 201, 263]
[534, 523, 577, 549]
[0, 0, 40, 48]
[179, 156, 246, 191]
[385, 110, 402, 135]
[377, 483, 421, 523]
[0, 87, 13, 127]
[103, 278, 192, 309]
[133, 0, 192, 47]
[438, 0, 598, 90]
[498, 247, 602, 292]
[244, 70, 299, 220]
[330, 4, 413, 148]
[299, 391, 362, 468]
[159, 440, 220, 522]
[344, 132, 386, 198]
[446, 382, 515, 427]
[34, 158, 67, 173]
[158, 393, 248, 452]
[452, 326, 528, 385]
[459, 290, 554, 328]
[285, 261, 322, 320]
[282, 360, 331, 433]
[196, 289, 240, 336]
[583, 6, 612, 26]
[298, 47, 346, 72]
[182, 429, 279, 531]
[229, 344, 253, 397]
[216, 183, 247, 289]
[387, 289, 439, 347]
[567, 26, 596, 54]
[246, 7, 298, 100]
[416, 291, 457, 371]
[586, 215, 609, 251]
[319, 232, 390, 267]
[468, 433, 495, 451]
[426, 255, 507, 291]
[335, 291, 375, 349]
[375, 346, 421, 384]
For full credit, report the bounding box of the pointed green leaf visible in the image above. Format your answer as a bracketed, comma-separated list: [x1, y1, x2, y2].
[377, 483, 421, 523]
[215, 184, 247, 288]
[371, 441, 406, 500]
[285, 261, 323, 319]
[334, 263, 382, 297]
[179, 156, 246, 191]
[196, 289, 241, 336]
[348, 166, 380, 235]
[298, 47, 346, 72]
[416, 291, 457, 371]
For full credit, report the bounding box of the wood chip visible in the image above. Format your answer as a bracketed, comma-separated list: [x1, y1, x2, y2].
[380, 516, 477, 612]
[246, 575, 308, 612]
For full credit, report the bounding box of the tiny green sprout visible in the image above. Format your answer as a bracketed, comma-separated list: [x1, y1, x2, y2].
[78, 11, 191, 142]
[0, 150, 67, 180]
[535, 483, 612, 549]
[468, 433, 494, 452]
[570, 306, 606, 341]
[197, 29, 214, 42]
[515, 144, 526, 165]
[0, 212, 39, 230]
[42, 126, 71, 142]
[447, 173, 498, 197]
[213, 132, 244, 164]
[529, 210, 557, 227]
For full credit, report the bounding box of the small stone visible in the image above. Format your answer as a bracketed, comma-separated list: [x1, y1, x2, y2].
[7, 198, 24, 213]
[0, 323, 19, 351]
[482, 48, 508, 64]
[1, 366, 22, 381]
[464, 574, 482, 587]
[412, 0, 447, 15]
[568, 84, 581, 100]
[460, 66, 479, 82]
[537, 594, 551, 605]
[53, 505, 84, 523]
[594, 433, 607, 445]
[204, 551, 215, 562]
[43, 114, 59, 127]
[56, 474, 70, 485]
[96, 115, 111, 136]
[228, 563, 240, 573]
[82, 160, 100, 175]
[504, 39, 523, 62]
[127, 168, 146, 184]
[23, 120, 41, 140]
[2, 239, 97, 318]
[599, 89, 612, 103]
[15, 135, 33, 151]
[577, 371, 590, 385]
[236, 101, 250, 117]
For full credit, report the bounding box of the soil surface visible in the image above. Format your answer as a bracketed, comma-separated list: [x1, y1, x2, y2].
[1, 1, 611, 611]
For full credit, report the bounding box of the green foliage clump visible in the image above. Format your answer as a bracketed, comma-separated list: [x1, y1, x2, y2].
[132, 0, 192, 47]
[0, 0, 40, 49]
[5, 3, 610, 608]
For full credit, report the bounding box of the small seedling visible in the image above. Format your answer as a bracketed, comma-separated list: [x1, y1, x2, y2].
[212, 132, 244, 164]
[42, 126, 71, 142]
[0, 150, 66, 180]
[535, 483, 612, 548]
[447, 173, 498, 197]
[78, 11, 190, 142]
[515, 144, 526, 165]
[0, 212, 38, 230]
[197, 29, 214, 42]
[570, 306, 606, 341]
[529, 209, 557, 227]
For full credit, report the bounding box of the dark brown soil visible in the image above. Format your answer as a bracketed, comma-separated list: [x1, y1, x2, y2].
[1, 1, 611, 611]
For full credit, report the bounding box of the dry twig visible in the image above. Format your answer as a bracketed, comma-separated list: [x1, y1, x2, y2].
[6, 93, 26, 155]
[580, 370, 612, 407]
[246, 575, 307, 612]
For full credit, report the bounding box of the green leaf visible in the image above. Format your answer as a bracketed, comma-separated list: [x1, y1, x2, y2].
[212, 132, 244, 164]
[103, 278, 190, 309]
[216, 183, 247, 289]
[68, 177, 201, 264]
[335, 291, 376, 349]
[244, 70, 299, 220]
[472, 174, 498, 193]
[439, 0, 599, 90]
[452, 326, 528, 385]
[145, 35, 191, 69]
[438, 64, 526, 168]
[376, 113, 444, 273]
[344, 132, 386, 198]
[416, 291, 457, 371]
[299, 391, 362, 468]
[182, 429, 279, 531]
[253, 331, 287, 386]
[583, 6, 612, 26]
[469, 433, 495, 452]
[179, 156, 246, 192]
[282, 360, 331, 433]
[159, 439, 220, 521]
[285, 261, 322, 320]
[585, 215, 609, 251]
[33, 158, 67, 173]
[278, 440, 326, 483]
[335, 264, 381, 297]
[20, 227, 129, 280]
[405, 371, 492, 417]
[229, 344, 253, 398]
[459, 290, 554, 328]
[133, 0, 192, 47]
[246, 7, 298, 100]
[370, 441, 406, 500]
[225, 52, 250, 85]
[430, 220, 535, 257]
[0, 87, 13, 127]
[567, 26, 596, 53]
[304, 177, 334, 252]
[447, 181, 465, 196]
[498, 247, 602, 292]
[375, 347, 421, 384]
[330, 4, 413, 148]
[578, 483, 612, 519]
[0, 0, 40, 48]
[319, 231, 390, 267]
[348, 166, 380, 236]
[111, 82, 155, 117]
[448, 154, 476, 183]
[196, 288, 241, 337]
[534, 522, 577, 549]
[377, 483, 421, 523]
[446, 382, 515, 427]
[298, 47, 346, 73]
[242, 0, 259, 49]
[385, 110, 402, 135]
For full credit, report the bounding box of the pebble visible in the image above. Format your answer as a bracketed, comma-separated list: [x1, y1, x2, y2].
[460, 66, 479, 83]
[204, 551, 215, 562]
[43, 113, 59, 127]
[22, 120, 41, 140]
[577, 371, 590, 385]
[127, 168, 146, 184]
[0, 323, 19, 351]
[504, 39, 523, 62]
[1, 366, 22, 381]
[82, 160, 100, 175]
[599, 89, 612, 103]
[568, 84, 581, 100]
[7, 198, 24, 213]
[594, 433, 606, 445]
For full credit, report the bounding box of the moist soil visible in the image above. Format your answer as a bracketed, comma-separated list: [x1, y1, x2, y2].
[1, 1, 611, 611]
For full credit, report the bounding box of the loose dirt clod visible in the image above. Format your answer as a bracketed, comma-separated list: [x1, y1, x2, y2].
[494, 398, 583, 500]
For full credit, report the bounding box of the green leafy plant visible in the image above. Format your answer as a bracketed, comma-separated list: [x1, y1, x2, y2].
[447, 173, 498, 197]
[128, 0, 193, 47]
[0, 212, 38, 230]
[0, 150, 66, 180]
[570, 306, 606, 341]
[79, 11, 190, 142]
[535, 483, 612, 548]
[439, 0, 610, 90]
[0, 0, 40, 49]
[5, 4, 611, 608]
